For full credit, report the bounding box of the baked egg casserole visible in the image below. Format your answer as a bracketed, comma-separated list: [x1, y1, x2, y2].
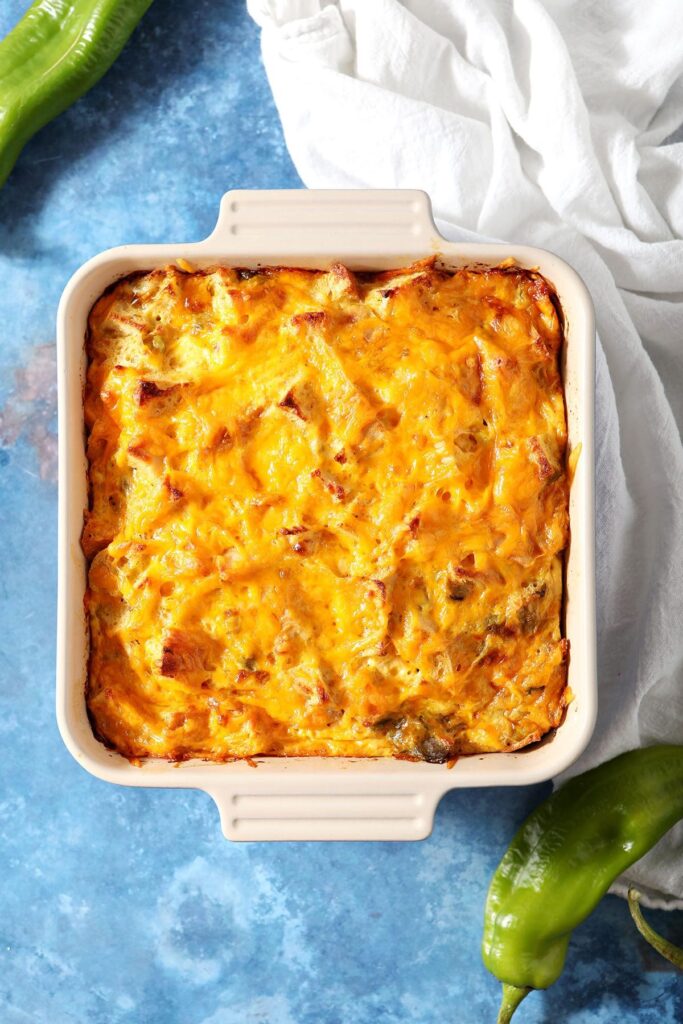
[83, 258, 569, 763]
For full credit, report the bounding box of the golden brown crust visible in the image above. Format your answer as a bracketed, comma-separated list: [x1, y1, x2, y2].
[83, 260, 569, 762]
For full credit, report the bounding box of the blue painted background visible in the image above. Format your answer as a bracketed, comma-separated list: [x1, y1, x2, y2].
[0, 2, 680, 1022]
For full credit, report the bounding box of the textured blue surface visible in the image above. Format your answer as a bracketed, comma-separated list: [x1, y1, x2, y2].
[0, 2, 680, 1022]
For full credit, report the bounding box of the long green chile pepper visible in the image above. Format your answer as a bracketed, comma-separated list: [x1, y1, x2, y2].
[482, 745, 683, 1023]
[0, 0, 154, 189]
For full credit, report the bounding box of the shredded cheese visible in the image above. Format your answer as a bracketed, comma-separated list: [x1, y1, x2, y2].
[83, 259, 569, 762]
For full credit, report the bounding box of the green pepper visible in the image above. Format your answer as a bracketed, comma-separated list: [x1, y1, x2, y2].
[0, 0, 154, 189]
[482, 745, 683, 1023]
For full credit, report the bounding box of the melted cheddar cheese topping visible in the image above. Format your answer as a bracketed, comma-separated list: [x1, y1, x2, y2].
[83, 259, 569, 762]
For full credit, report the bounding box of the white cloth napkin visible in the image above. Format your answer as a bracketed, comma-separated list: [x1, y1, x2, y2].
[248, 0, 683, 907]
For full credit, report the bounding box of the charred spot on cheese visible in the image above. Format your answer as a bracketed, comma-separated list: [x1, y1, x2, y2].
[127, 441, 151, 462]
[291, 310, 327, 329]
[377, 634, 397, 657]
[446, 575, 474, 601]
[278, 388, 307, 421]
[135, 380, 186, 419]
[163, 478, 184, 502]
[210, 426, 233, 451]
[83, 259, 568, 762]
[478, 648, 506, 667]
[235, 668, 270, 685]
[311, 468, 345, 501]
[236, 405, 264, 442]
[137, 380, 168, 404]
[455, 431, 478, 453]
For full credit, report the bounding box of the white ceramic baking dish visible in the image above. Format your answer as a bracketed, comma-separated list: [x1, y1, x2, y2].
[56, 189, 596, 841]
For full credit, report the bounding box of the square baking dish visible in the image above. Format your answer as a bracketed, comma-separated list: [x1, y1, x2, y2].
[56, 189, 596, 841]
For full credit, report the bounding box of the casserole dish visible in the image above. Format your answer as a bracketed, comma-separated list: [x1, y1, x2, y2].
[57, 189, 596, 841]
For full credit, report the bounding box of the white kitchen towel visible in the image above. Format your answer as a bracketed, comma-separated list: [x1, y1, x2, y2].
[247, 0, 683, 907]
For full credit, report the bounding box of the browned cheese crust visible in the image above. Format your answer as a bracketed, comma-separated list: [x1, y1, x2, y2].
[83, 258, 569, 762]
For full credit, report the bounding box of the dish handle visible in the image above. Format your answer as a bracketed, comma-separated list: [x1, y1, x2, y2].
[206, 782, 441, 842]
[201, 189, 439, 262]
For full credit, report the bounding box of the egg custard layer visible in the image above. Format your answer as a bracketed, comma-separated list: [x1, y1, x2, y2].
[83, 259, 569, 763]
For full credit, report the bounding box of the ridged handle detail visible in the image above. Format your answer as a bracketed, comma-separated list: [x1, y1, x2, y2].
[203, 189, 438, 263]
[208, 786, 439, 841]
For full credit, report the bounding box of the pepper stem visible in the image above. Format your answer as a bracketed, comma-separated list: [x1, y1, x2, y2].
[628, 888, 683, 969]
[496, 984, 531, 1024]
